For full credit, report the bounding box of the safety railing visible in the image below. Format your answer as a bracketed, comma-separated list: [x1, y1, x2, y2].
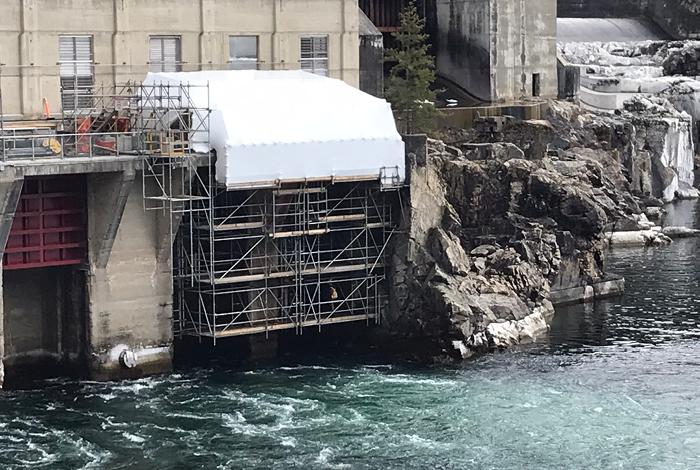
[0, 129, 142, 161]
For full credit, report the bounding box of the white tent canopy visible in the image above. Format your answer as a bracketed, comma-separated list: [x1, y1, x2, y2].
[141, 71, 405, 188]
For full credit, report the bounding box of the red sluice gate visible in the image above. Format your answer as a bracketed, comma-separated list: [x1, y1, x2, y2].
[3, 175, 87, 270]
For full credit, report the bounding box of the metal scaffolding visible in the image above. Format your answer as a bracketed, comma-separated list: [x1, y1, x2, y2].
[174, 179, 399, 342]
[25, 79, 402, 344]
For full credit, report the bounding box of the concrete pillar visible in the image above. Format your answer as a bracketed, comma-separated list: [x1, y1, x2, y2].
[89, 169, 135, 269]
[19, 0, 42, 118]
[340, 0, 360, 87]
[249, 332, 278, 361]
[199, 0, 218, 70]
[86, 170, 173, 380]
[271, 0, 284, 71]
[0, 170, 23, 389]
[112, 0, 132, 84]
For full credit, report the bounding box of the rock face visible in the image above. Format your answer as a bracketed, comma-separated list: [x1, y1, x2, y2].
[386, 128, 639, 361]
[547, 97, 698, 202]
[559, 40, 700, 196]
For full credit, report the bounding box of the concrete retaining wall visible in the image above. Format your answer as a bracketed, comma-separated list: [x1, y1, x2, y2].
[86, 173, 174, 381]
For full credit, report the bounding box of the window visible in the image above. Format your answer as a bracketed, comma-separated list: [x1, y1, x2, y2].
[150, 36, 181, 73]
[532, 73, 541, 97]
[300, 35, 328, 77]
[229, 36, 258, 70]
[59, 35, 93, 111]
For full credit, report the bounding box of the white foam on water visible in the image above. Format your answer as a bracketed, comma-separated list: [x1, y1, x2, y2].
[15, 441, 58, 466]
[100, 417, 129, 430]
[122, 432, 146, 443]
[315, 447, 350, 469]
[164, 411, 212, 421]
[379, 375, 459, 387]
[72, 437, 113, 470]
[114, 383, 153, 394]
[281, 436, 297, 447]
[279, 365, 341, 371]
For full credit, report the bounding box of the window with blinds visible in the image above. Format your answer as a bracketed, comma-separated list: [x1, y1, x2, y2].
[300, 35, 329, 77]
[150, 36, 182, 73]
[229, 36, 258, 70]
[59, 36, 94, 111]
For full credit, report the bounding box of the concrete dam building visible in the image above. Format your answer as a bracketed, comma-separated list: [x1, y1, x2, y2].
[0, 0, 401, 388]
[360, 0, 558, 103]
[0, 0, 372, 120]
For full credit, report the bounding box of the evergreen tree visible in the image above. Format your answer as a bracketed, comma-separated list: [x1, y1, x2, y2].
[385, 3, 442, 135]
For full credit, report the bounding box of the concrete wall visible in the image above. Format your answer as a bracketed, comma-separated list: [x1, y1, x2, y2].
[431, 0, 557, 103]
[3, 268, 59, 367]
[649, 0, 700, 39]
[2, 266, 86, 384]
[0, 159, 178, 387]
[0, 0, 360, 119]
[359, 34, 384, 97]
[492, 0, 558, 102]
[558, 0, 700, 40]
[86, 171, 173, 380]
[433, 0, 493, 102]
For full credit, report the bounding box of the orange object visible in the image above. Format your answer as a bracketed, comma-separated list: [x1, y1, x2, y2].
[76, 117, 91, 154]
[43, 98, 50, 119]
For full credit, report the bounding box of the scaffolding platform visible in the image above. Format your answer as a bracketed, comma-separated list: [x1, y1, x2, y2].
[174, 179, 400, 342]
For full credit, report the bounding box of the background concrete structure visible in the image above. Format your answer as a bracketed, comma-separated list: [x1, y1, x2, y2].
[0, 0, 362, 119]
[358, 0, 557, 104]
[430, 0, 558, 103]
[359, 9, 384, 97]
[558, 0, 649, 17]
[557, 0, 700, 39]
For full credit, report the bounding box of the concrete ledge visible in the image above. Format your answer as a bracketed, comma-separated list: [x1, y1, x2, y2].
[592, 278, 626, 300]
[549, 277, 625, 306]
[605, 230, 672, 247]
[549, 285, 593, 306]
[88, 345, 173, 381]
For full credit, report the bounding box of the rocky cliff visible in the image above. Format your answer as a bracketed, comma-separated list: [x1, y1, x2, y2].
[385, 102, 671, 362]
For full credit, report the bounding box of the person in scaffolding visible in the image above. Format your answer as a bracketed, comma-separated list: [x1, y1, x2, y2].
[323, 284, 340, 314]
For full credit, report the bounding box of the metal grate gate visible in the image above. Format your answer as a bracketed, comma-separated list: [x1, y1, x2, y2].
[3, 175, 87, 270]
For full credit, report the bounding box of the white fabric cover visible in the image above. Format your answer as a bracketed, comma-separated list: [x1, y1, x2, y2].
[141, 71, 405, 187]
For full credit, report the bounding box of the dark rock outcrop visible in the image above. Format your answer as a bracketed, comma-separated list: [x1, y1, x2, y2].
[386, 129, 639, 361]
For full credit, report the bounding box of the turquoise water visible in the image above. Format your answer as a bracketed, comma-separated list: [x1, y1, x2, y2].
[3, 201, 700, 469]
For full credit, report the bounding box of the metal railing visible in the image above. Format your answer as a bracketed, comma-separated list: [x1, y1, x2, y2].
[0, 129, 140, 161]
